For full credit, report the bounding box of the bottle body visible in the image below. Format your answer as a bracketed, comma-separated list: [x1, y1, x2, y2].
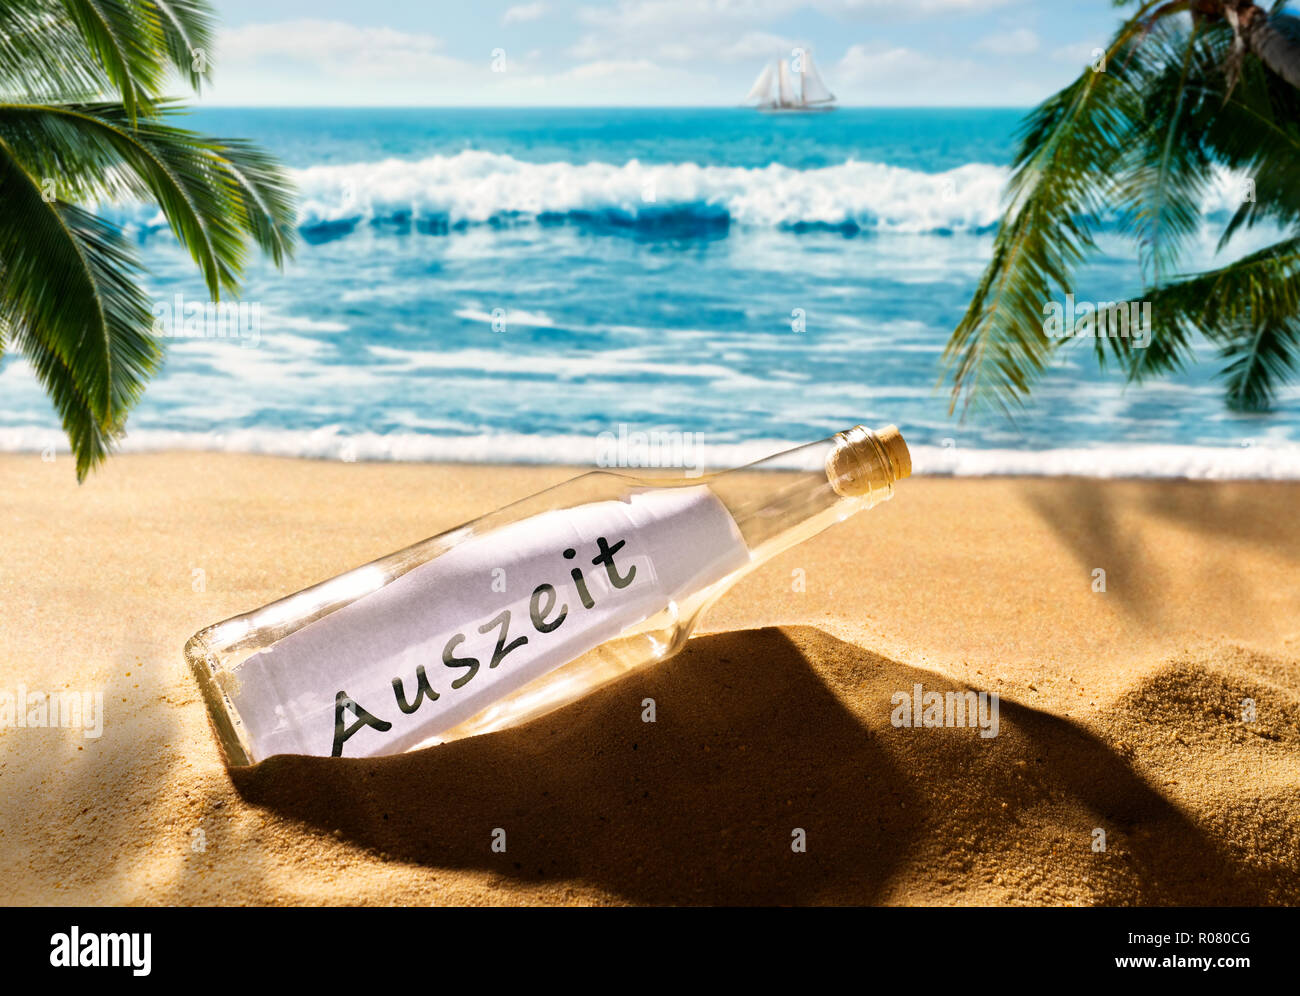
[185, 425, 910, 765]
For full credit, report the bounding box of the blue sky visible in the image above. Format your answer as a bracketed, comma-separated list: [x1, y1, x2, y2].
[201, 0, 1134, 107]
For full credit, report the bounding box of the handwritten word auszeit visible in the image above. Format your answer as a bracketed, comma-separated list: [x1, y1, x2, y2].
[331, 535, 636, 755]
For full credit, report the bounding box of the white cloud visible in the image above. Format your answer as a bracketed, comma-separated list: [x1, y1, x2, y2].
[837, 43, 948, 84]
[578, 0, 1016, 33]
[209, 20, 563, 104]
[503, 3, 548, 24]
[576, 0, 778, 33]
[218, 20, 461, 79]
[208, 19, 720, 106]
[974, 28, 1040, 55]
[1053, 40, 1108, 67]
[200, 0, 1081, 107]
[833, 38, 1074, 105]
[718, 32, 801, 63]
[571, 0, 1019, 66]
[571, 12, 799, 65]
[822, 0, 1016, 12]
[563, 58, 662, 80]
[834, 42, 999, 102]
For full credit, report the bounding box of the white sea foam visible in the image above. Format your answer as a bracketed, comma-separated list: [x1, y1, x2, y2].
[3, 427, 1299, 479]
[93, 151, 1268, 240]
[911, 443, 1300, 480]
[98, 151, 1012, 235]
[454, 307, 556, 328]
[365, 344, 768, 385]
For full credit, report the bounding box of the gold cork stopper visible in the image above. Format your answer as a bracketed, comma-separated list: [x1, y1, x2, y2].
[875, 424, 912, 480]
[826, 424, 911, 498]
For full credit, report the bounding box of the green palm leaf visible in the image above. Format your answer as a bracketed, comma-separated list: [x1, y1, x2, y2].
[146, 0, 215, 91]
[0, 143, 160, 478]
[1210, 15, 1300, 245]
[59, 0, 166, 118]
[0, 3, 112, 101]
[941, 16, 1152, 413]
[1142, 236, 1300, 409]
[947, 1, 1300, 414]
[0, 0, 295, 478]
[1118, 18, 1208, 291]
[0, 101, 295, 295]
[1219, 319, 1300, 411]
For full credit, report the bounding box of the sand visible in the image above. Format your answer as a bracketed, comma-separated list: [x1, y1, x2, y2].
[1, 452, 1297, 905]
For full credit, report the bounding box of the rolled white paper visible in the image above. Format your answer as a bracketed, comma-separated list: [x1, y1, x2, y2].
[230, 486, 750, 758]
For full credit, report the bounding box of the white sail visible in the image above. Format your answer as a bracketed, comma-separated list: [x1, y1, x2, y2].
[745, 62, 776, 104]
[800, 52, 835, 105]
[777, 59, 795, 106]
[747, 53, 836, 112]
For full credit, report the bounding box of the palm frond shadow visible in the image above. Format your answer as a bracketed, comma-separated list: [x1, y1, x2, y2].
[1019, 478, 1300, 624]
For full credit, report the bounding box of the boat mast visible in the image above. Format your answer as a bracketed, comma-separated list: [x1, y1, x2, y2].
[776, 58, 794, 108]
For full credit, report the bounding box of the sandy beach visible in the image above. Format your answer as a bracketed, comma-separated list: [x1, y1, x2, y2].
[2, 451, 1298, 905]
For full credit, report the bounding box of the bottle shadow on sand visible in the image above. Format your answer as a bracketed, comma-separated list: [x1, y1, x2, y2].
[231, 626, 1280, 905]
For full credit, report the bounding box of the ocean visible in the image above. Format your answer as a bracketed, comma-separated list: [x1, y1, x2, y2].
[3, 107, 1298, 477]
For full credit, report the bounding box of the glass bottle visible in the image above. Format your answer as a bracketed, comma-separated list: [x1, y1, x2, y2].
[185, 424, 911, 764]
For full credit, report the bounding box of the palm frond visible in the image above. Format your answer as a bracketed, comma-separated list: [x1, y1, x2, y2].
[206, 136, 297, 267]
[1136, 234, 1300, 405]
[0, 140, 160, 478]
[0, 0, 213, 103]
[940, 9, 1161, 413]
[0, 2, 115, 102]
[0, 0, 294, 477]
[58, 0, 167, 118]
[1116, 17, 1211, 292]
[1111, 16, 1223, 381]
[946, 2, 1300, 414]
[1218, 317, 1300, 411]
[0, 102, 297, 297]
[1211, 13, 1300, 246]
[145, 0, 215, 91]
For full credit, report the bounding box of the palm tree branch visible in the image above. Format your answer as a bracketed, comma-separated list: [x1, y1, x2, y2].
[1129, 234, 1300, 394]
[1211, 22, 1300, 246]
[1140, 17, 1201, 288]
[941, 9, 1162, 413]
[0, 2, 115, 102]
[0, 137, 114, 415]
[7, 316, 119, 479]
[0, 102, 299, 295]
[58, 0, 164, 119]
[145, 0, 215, 90]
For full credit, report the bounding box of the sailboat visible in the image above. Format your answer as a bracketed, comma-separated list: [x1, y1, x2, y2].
[745, 51, 836, 113]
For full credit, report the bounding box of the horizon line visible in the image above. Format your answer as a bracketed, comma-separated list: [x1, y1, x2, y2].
[186, 103, 1035, 111]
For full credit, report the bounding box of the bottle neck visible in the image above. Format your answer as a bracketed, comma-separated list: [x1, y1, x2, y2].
[710, 425, 909, 563]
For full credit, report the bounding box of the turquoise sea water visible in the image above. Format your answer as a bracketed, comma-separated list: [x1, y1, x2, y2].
[2, 107, 1297, 475]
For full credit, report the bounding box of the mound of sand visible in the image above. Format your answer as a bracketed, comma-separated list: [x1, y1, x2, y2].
[1, 456, 1297, 905]
[232, 626, 1300, 905]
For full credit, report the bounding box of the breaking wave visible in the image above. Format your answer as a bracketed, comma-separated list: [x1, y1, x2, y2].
[102, 151, 1011, 237]
[95, 150, 1258, 242]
